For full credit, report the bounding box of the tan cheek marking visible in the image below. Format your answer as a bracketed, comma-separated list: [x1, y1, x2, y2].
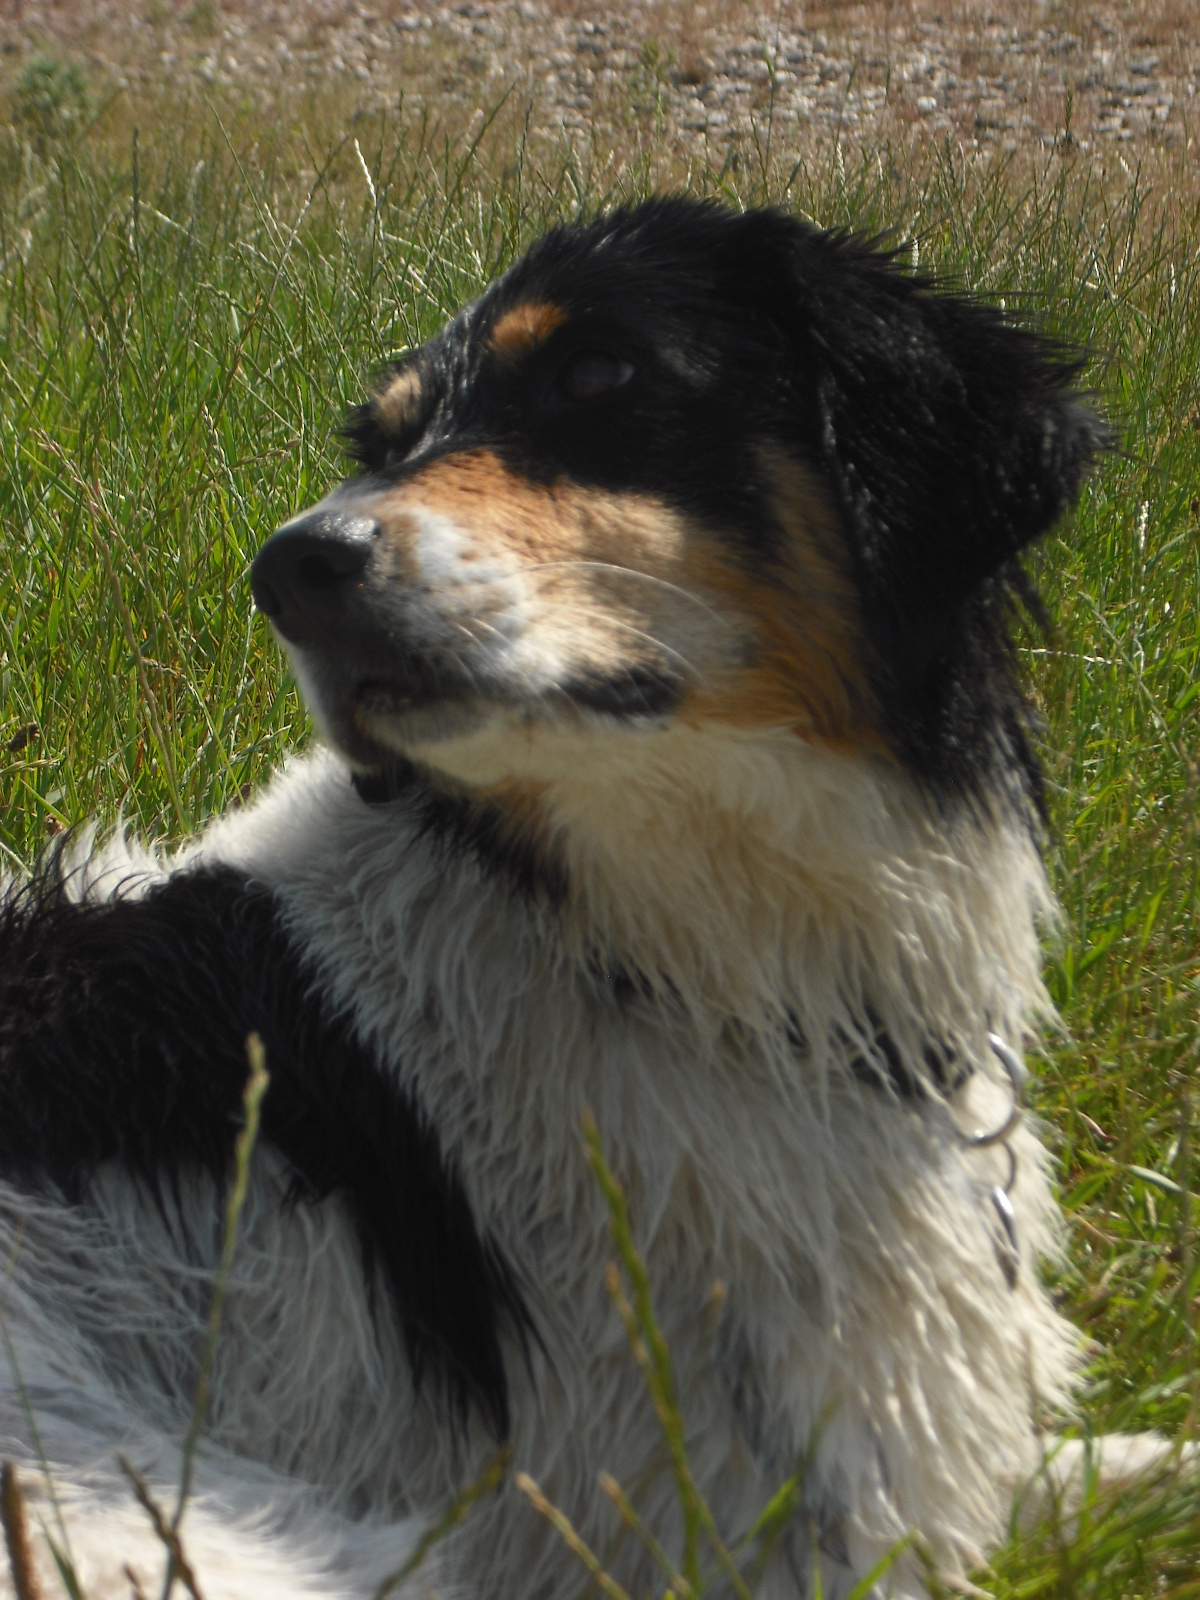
[489, 301, 567, 359]
[344, 448, 879, 749]
[680, 454, 884, 752]
[422, 453, 691, 675]
[359, 450, 701, 680]
[374, 367, 423, 435]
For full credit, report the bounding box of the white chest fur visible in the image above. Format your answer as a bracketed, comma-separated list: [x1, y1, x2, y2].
[179, 742, 1078, 1595]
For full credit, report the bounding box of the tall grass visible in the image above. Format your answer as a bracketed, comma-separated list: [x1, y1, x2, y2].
[1, 75, 1199, 1596]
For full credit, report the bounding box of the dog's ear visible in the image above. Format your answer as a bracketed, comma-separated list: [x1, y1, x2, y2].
[720, 210, 1109, 677]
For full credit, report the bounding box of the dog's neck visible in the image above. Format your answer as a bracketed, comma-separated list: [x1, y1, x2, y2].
[191, 743, 1054, 1336]
[341, 724, 1054, 1089]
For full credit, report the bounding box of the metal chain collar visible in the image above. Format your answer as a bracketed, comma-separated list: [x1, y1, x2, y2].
[961, 1033, 1028, 1289]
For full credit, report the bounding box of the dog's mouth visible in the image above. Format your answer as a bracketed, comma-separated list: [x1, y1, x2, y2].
[355, 675, 472, 719]
[350, 672, 495, 750]
[330, 657, 686, 781]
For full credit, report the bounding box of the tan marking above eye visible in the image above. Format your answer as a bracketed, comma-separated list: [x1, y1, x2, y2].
[489, 301, 567, 360]
[374, 367, 424, 435]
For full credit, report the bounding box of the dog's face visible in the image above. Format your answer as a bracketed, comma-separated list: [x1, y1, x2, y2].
[252, 200, 1104, 812]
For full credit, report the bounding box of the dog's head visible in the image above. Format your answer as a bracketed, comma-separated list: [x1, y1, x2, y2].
[252, 199, 1105, 828]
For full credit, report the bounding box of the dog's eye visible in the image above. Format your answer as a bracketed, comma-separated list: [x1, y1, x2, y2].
[560, 354, 635, 401]
[383, 445, 409, 472]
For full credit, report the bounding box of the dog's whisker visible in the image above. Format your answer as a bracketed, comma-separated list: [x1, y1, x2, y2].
[520, 559, 736, 631]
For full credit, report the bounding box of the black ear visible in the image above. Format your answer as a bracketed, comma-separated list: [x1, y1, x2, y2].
[813, 255, 1102, 646]
[736, 214, 1107, 648]
[719, 210, 1110, 798]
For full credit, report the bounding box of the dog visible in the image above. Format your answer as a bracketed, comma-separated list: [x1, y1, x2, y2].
[0, 198, 1118, 1599]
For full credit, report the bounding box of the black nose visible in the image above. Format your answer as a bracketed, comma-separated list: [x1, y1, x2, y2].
[251, 512, 378, 644]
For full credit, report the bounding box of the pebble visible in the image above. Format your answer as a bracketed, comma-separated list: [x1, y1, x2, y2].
[4, 0, 1196, 163]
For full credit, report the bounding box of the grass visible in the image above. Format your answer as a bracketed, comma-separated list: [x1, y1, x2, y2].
[1, 58, 1199, 1598]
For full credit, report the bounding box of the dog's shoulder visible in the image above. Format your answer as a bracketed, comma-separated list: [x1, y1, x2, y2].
[0, 790, 528, 1435]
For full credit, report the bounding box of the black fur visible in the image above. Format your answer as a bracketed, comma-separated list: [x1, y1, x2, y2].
[351, 761, 568, 904]
[0, 853, 528, 1436]
[343, 198, 1108, 805]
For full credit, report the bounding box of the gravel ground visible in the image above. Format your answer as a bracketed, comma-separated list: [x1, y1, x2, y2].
[3, 1, 1198, 169]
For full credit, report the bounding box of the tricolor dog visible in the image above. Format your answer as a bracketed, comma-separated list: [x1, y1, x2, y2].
[0, 200, 1119, 1597]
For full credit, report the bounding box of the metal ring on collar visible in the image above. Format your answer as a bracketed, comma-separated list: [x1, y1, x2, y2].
[962, 1033, 1027, 1150]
